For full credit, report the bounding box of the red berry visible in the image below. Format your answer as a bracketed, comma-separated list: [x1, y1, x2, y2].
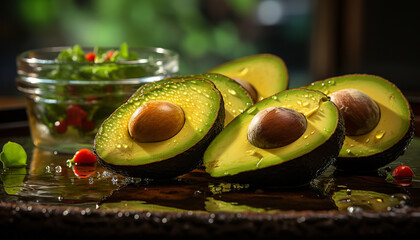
[392, 165, 414, 178]
[72, 148, 97, 165]
[54, 120, 68, 134]
[85, 52, 96, 62]
[73, 165, 96, 178]
[66, 104, 88, 127]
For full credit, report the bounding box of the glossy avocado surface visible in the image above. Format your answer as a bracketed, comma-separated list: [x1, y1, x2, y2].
[305, 74, 414, 172]
[203, 89, 345, 186]
[139, 73, 253, 126]
[94, 78, 224, 179]
[207, 54, 289, 102]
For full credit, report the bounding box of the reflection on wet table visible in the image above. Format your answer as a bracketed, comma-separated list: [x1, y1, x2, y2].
[1, 137, 420, 214]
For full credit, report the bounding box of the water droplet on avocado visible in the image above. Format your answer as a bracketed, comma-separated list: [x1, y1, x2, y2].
[247, 106, 257, 114]
[365, 138, 370, 143]
[256, 158, 263, 168]
[310, 130, 315, 135]
[272, 96, 278, 100]
[302, 102, 309, 107]
[375, 130, 385, 140]
[303, 135, 309, 139]
[239, 67, 249, 76]
[346, 149, 351, 154]
[228, 89, 237, 95]
[328, 80, 335, 85]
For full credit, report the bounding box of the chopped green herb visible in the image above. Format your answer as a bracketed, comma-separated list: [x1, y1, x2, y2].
[0, 141, 27, 168]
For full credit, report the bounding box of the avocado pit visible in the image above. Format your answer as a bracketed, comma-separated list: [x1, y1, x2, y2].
[330, 88, 380, 136]
[247, 107, 307, 149]
[128, 100, 185, 142]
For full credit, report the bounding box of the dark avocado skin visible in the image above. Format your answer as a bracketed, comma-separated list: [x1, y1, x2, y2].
[94, 80, 225, 179]
[335, 109, 415, 173]
[215, 104, 346, 187]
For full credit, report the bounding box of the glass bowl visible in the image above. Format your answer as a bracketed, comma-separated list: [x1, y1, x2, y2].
[16, 46, 178, 153]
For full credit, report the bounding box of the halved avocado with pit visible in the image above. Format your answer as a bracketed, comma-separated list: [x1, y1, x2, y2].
[139, 73, 253, 126]
[305, 74, 414, 172]
[94, 78, 224, 179]
[203, 89, 345, 186]
[207, 54, 289, 102]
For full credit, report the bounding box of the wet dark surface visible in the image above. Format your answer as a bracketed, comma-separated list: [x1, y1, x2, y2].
[1, 135, 420, 213]
[1, 127, 420, 239]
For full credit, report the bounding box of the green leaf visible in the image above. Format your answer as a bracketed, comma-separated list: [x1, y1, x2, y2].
[0, 142, 27, 168]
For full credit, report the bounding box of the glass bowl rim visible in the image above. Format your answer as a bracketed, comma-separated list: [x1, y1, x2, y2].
[16, 75, 165, 86]
[17, 46, 179, 65]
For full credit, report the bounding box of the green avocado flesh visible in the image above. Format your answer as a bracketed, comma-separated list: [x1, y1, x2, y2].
[207, 54, 288, 101]
[140, 73, 253, 126]
[203, 89, 344, 185]
[94, 78, 224, 178]
[305, 74, 414, 171]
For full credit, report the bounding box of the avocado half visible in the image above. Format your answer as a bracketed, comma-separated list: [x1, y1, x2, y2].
[203, 89, 345, 186]
[207, 54, 289, 102]
[305, 74, 414, 172]
[139, 73, 253, 126]
[94, 78, 225, 179]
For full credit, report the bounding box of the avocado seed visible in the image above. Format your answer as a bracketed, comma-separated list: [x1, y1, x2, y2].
[330, 88, 380, 136]
[128, 101, 185, 142]
[234, 78, 258, 103]
[247, 107, 307, 149]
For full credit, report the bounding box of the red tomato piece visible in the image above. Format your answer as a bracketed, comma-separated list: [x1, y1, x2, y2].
[86, 96, 98, 103]
[106, 51, 115, 60]
[54, 120, 68, 134]
[66, 104, 88, 127]
[73, 148, 97, 165]
[85, 52, 96, 62]
[392, 165, 414, 178]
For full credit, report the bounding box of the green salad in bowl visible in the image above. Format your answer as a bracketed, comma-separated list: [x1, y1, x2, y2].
[16, 43, 178, 153]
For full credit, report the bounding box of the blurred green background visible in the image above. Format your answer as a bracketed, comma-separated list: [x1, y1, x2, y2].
[1, 0, 420, 98]
[1, 0, 313, 96]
